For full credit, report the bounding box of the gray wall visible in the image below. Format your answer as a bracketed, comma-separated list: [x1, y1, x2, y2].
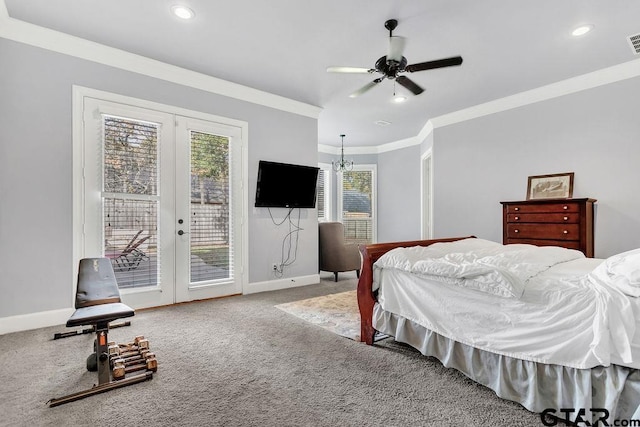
[377, 146, 422, 242]
[432, 76, 640, 258]
[0, 39, 318, 318]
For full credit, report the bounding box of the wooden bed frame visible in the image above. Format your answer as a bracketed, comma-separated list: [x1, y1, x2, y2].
[357, 236, 475, 345]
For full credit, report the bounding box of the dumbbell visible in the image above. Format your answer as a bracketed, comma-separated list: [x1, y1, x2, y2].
[118, 336, 150, 352]
[137, 355, 157, 373]
[111, 358, 126, 380]
[112, 353, 157, 378]
[112, 351, 155, 366]
[117, 350, 154, 367]
[125, 354, 158, 374]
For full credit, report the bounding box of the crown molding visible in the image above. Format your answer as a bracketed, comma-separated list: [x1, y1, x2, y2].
[318, 144, 339, 155]
[322, 57, 640, 155]
[375, 136, 421, 154]
[320, 135, 422, 156]
[431, 58, 640, 129]
[0, 4, 321, 119]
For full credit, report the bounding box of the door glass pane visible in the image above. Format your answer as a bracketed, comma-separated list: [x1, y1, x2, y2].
[103, 117, 158, 195]
[342, 170, 373, 245]
[102, 115, 160, 288]
[189, 131, 231, 283]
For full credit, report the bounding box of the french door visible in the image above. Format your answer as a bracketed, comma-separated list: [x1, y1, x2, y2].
[174, 117, 243, 302]
[80, 95, 244, 309]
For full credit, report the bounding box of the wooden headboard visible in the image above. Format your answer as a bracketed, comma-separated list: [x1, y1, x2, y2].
[357, 236, 476, 345]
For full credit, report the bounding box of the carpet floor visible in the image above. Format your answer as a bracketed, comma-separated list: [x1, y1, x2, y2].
[0, 271, 542, 426]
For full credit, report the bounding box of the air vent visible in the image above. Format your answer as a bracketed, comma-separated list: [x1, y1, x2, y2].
[374, 120, 391, 126]
[628, 33, 640, 55]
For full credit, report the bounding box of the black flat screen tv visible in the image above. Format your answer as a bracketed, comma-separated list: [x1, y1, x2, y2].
[255, 160, 320, 208]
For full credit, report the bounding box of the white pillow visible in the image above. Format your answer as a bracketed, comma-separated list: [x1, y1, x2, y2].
[591, 248, 640, 297]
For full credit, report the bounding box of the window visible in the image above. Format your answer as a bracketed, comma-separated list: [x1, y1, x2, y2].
[338, 165, 376, 244]
[317, 163, 331, 222]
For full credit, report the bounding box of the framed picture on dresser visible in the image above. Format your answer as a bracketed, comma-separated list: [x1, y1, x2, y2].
[526, 172, 574, 200]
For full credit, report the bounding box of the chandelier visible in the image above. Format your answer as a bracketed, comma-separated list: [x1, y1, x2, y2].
[332, 134, 354, 173]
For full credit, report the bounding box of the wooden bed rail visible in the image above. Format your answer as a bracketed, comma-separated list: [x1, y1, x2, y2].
[357, 236, 476, 345]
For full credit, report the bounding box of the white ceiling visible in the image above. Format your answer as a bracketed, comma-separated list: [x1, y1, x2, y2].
[4, 0, 640, 147]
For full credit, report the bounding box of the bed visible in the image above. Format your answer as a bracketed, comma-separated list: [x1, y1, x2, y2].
[357, 236, 640, 424]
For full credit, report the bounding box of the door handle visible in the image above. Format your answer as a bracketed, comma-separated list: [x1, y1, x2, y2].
[178, 230, 189, 236]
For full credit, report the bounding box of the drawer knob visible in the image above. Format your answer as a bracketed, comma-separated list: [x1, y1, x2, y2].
[514, 216, 519, 221]
[514, 207, 520, 211]
[563, 216, 569, 221]
[514, 229, 519, 233]
[563, 230, 568, 234]
[563, 206, 568, 210]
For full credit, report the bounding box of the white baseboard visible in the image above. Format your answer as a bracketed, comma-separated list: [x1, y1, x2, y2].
[245, 274, 319, 295]
[0, 274, 320, 335]
[0, 308, 73, 336]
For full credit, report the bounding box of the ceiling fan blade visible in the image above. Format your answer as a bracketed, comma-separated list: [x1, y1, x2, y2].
[349, 78, 384, 98]
[405, 56, 463, 73]
[395, 76, 424, 95]
[387, 36, 406, 63]
[327, 66, 374, 74]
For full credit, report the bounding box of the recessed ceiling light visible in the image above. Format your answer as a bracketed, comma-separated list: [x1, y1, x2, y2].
[392, 95, 407, 103]
[374, 120, 391, 126]
[572, 24, 594, 37]
[171, 5, 195, 20]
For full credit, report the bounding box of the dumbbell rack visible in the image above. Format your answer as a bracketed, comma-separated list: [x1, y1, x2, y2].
[108, 335, 158, 380]
[48, 335, 157, 407]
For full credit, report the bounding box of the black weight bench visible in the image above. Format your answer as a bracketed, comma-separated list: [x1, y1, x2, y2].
[48, 258, 152, 407]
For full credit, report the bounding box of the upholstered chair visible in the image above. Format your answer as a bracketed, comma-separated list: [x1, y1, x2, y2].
[319, 222, 361, 282]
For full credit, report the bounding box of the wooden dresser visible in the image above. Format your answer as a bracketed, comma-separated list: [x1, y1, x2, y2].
[500, 198, 596, 257]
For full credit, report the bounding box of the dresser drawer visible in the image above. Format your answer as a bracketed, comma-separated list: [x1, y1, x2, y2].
[506, 202, 579, 214]
[506, 223, 580, 240]
[506, 213, 578, 224]
[505, 239, 581, 250]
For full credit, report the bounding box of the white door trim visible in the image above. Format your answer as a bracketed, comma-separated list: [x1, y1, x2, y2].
[420, 149, 433, 239]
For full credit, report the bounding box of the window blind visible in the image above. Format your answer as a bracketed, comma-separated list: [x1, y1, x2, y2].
[189, 131, 232, 283]
[317, 169, 325, 220]
[341, 170, 373, 245]
[102, 115, 160, 289]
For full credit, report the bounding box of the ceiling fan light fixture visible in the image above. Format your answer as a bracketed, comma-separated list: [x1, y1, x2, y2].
[171, 5, 195, 20]
[392, 95, 407, 103]
[572, 24, 594, 36]
[327, 19, 462, 99]
[387, 36, 407, 63]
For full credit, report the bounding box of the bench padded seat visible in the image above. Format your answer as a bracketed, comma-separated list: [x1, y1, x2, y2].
[66, 303, 135, 327]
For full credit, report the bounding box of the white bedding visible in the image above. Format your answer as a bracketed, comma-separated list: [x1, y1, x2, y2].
[373, 238, 639, 369]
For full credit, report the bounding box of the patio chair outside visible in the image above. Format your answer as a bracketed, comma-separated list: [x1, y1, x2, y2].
[106, 230, 150, 271]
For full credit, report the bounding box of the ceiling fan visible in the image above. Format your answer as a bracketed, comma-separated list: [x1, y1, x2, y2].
[327, 19, 463, 98]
